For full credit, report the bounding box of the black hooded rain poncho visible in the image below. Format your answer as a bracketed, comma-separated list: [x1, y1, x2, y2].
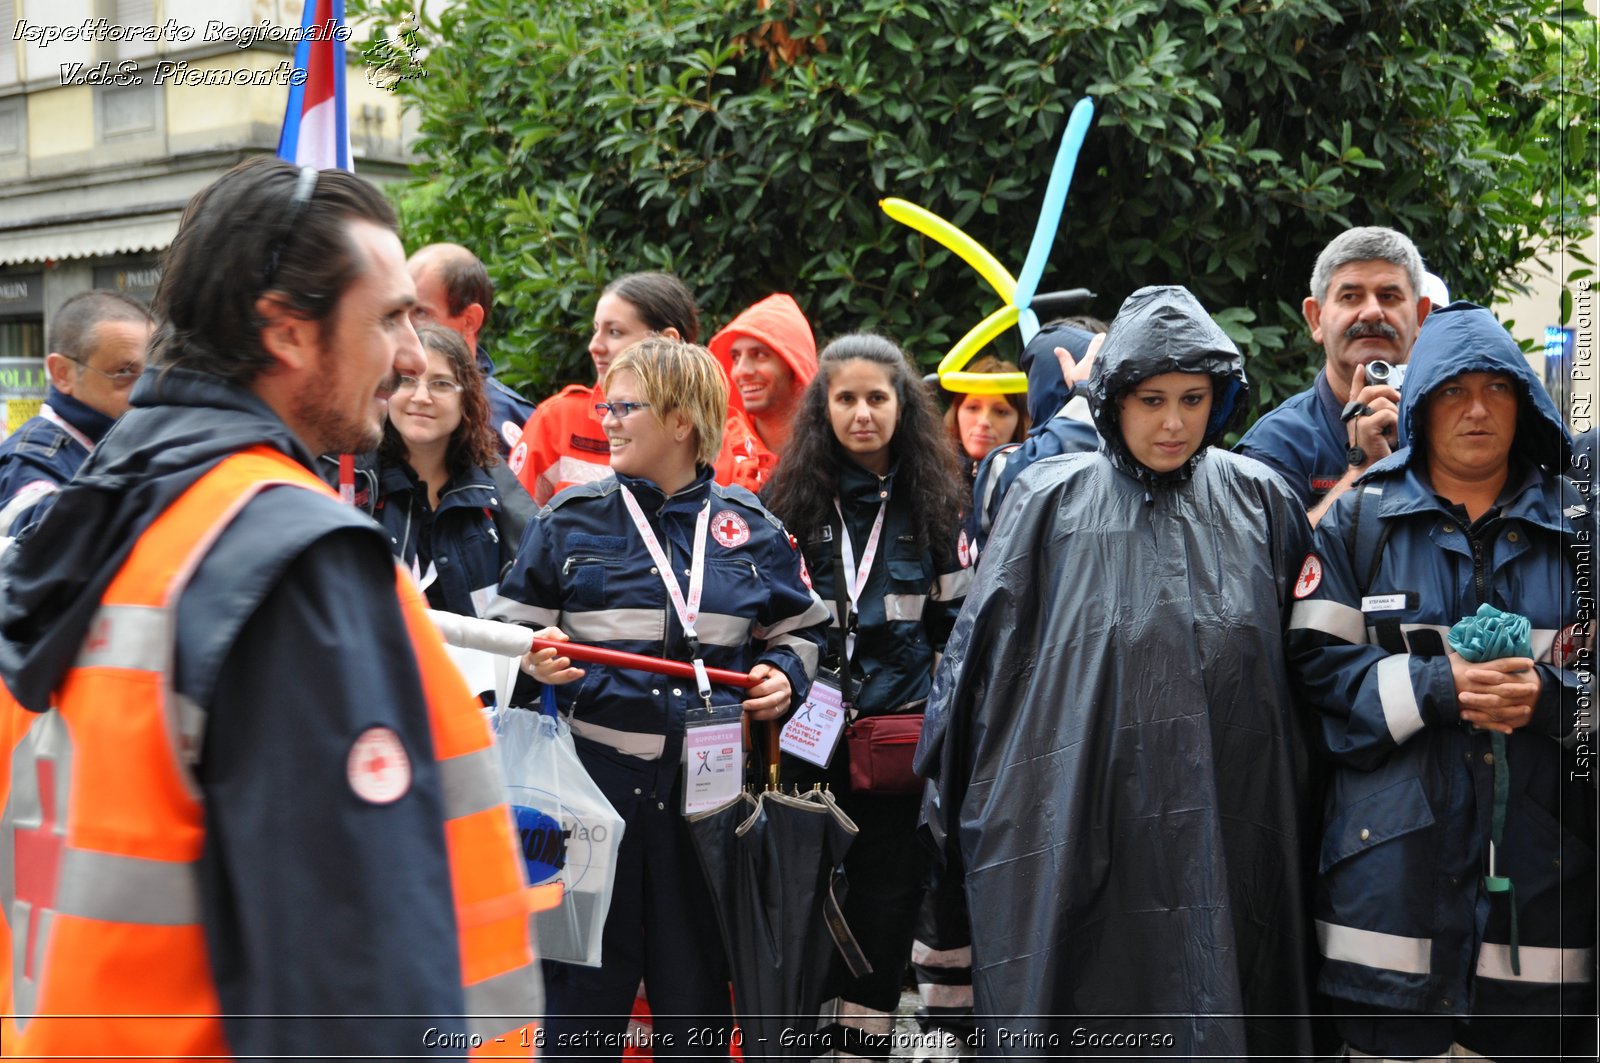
[917, 286, 1316, 1056]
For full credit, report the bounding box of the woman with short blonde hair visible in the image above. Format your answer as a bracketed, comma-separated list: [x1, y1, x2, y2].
[494, 336, 830, 1059]
[604, 337, 727, 469]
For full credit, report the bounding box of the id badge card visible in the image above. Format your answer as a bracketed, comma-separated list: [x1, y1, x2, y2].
[683, 702, 744, 815]
[779, 670, 847, 769]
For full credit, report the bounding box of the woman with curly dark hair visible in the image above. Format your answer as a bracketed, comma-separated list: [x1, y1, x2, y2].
[763, 333, 971, 1058]
[374, 322, 513, 616]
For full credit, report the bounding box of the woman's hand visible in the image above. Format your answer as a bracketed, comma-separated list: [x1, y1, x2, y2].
[521, 626, 586, 685]
[1449, 651, 1539, 734]
[741, 663, 793, 720]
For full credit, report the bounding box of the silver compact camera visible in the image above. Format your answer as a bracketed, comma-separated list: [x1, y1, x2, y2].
[1365, 359, 1406, 390]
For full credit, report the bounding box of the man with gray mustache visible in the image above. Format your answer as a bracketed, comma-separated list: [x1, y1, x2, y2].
[1238, 226, 1434, 524]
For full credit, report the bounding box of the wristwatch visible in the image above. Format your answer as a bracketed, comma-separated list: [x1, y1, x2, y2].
[1347, 444, 1367, 468]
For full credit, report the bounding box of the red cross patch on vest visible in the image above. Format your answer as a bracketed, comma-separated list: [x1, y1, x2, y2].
[347, 727, 412, 805]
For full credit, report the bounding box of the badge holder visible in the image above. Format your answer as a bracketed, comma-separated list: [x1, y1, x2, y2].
[683, 659, 746, 815]
[779, 666, 848, 770]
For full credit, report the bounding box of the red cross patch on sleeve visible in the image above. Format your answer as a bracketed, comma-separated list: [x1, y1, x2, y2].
[1293, 553, 1324, 600]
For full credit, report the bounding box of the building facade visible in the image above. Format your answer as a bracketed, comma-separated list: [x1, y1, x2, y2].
[0, 0, 417, 434]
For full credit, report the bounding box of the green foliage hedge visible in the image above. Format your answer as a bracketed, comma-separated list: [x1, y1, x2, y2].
[356, 0, 1597, 422]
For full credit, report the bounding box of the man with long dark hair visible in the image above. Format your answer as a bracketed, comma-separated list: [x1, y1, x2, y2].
[0, 158, 538, 1057]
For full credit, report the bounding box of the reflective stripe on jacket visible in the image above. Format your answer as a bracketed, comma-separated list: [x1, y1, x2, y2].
[0, 446, 538, 1058]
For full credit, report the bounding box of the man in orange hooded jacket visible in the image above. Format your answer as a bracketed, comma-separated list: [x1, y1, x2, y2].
[710, 294, 818, 493]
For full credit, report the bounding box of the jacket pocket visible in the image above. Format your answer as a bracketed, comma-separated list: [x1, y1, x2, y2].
[882, 557, 930, 623]
[1506, 770, 1596, 895]
[700, 557, 762, 647]
[1320, 775, 1437, 874]
[562, 554, 621, 609]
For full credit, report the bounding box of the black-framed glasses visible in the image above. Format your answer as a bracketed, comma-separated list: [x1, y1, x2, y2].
[395, 375, 465, 396]
[71, 360, 144, 389]
[595, 401, 651, 418]
[262, 165, 320, 290]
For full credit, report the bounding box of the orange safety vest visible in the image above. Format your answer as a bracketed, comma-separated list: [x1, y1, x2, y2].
[0, 446, 539, 1060]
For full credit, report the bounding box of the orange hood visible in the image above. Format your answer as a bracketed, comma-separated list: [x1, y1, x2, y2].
[708, 294, 818, 414]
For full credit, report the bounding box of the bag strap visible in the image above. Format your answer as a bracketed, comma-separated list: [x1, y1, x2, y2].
[1344, 481, 1395, 600]
[1344, 480, 1407, 652]
[832, 517, 855, 710]
[488, 462, 534, 569]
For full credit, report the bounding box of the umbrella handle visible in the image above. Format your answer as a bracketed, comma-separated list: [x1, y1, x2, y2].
[765, 718, 781, 789]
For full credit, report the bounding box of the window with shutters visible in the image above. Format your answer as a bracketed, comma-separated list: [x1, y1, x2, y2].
[0, 1, 17, 87]
[115, 0, 157, 63]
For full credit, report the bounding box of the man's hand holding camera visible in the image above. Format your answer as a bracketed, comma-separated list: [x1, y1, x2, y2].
[1341, 361, 1404, 469]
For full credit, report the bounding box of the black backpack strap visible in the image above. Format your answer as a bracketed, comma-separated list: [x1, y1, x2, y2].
[1345, 481, 1393, 600]
[1344, 481, 1404, 652]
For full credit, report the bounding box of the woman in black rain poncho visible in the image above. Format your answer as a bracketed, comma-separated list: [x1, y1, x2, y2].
[917, 285, 1316, 1057]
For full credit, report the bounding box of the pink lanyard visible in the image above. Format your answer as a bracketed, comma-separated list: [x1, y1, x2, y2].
[833, 498, 886, 614]
[619, 486, 712, 695]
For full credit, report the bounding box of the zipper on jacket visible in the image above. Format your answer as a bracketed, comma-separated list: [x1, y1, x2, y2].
[399, 499, 415, 560]
[718, 557, 759, 580]
[1466, 521, 1492, 607]
[561, 555, 616, 575]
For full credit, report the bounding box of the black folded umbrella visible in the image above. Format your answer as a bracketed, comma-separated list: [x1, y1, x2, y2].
[687, 785, 867, 1061]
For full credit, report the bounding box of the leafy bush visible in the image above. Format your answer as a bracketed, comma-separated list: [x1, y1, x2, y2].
[355, 0, 1597, 421]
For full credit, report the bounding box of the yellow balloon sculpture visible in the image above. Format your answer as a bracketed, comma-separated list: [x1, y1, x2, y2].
[882, 97, 1096, 395]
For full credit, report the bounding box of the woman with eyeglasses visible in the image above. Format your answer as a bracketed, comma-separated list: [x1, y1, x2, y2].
[491, 336, 829, 1060]
[371, 323, 513, 617]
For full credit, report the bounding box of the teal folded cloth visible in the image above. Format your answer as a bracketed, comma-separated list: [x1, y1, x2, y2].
[1446, 602, 1532, 975]
[1446, 603, 1532, 662]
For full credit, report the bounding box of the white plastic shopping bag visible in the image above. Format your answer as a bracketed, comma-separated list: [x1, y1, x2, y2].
[496, 704, 625, 968]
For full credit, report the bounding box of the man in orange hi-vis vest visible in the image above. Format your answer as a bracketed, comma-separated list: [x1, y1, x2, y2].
[0, 158, 540, 1059]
